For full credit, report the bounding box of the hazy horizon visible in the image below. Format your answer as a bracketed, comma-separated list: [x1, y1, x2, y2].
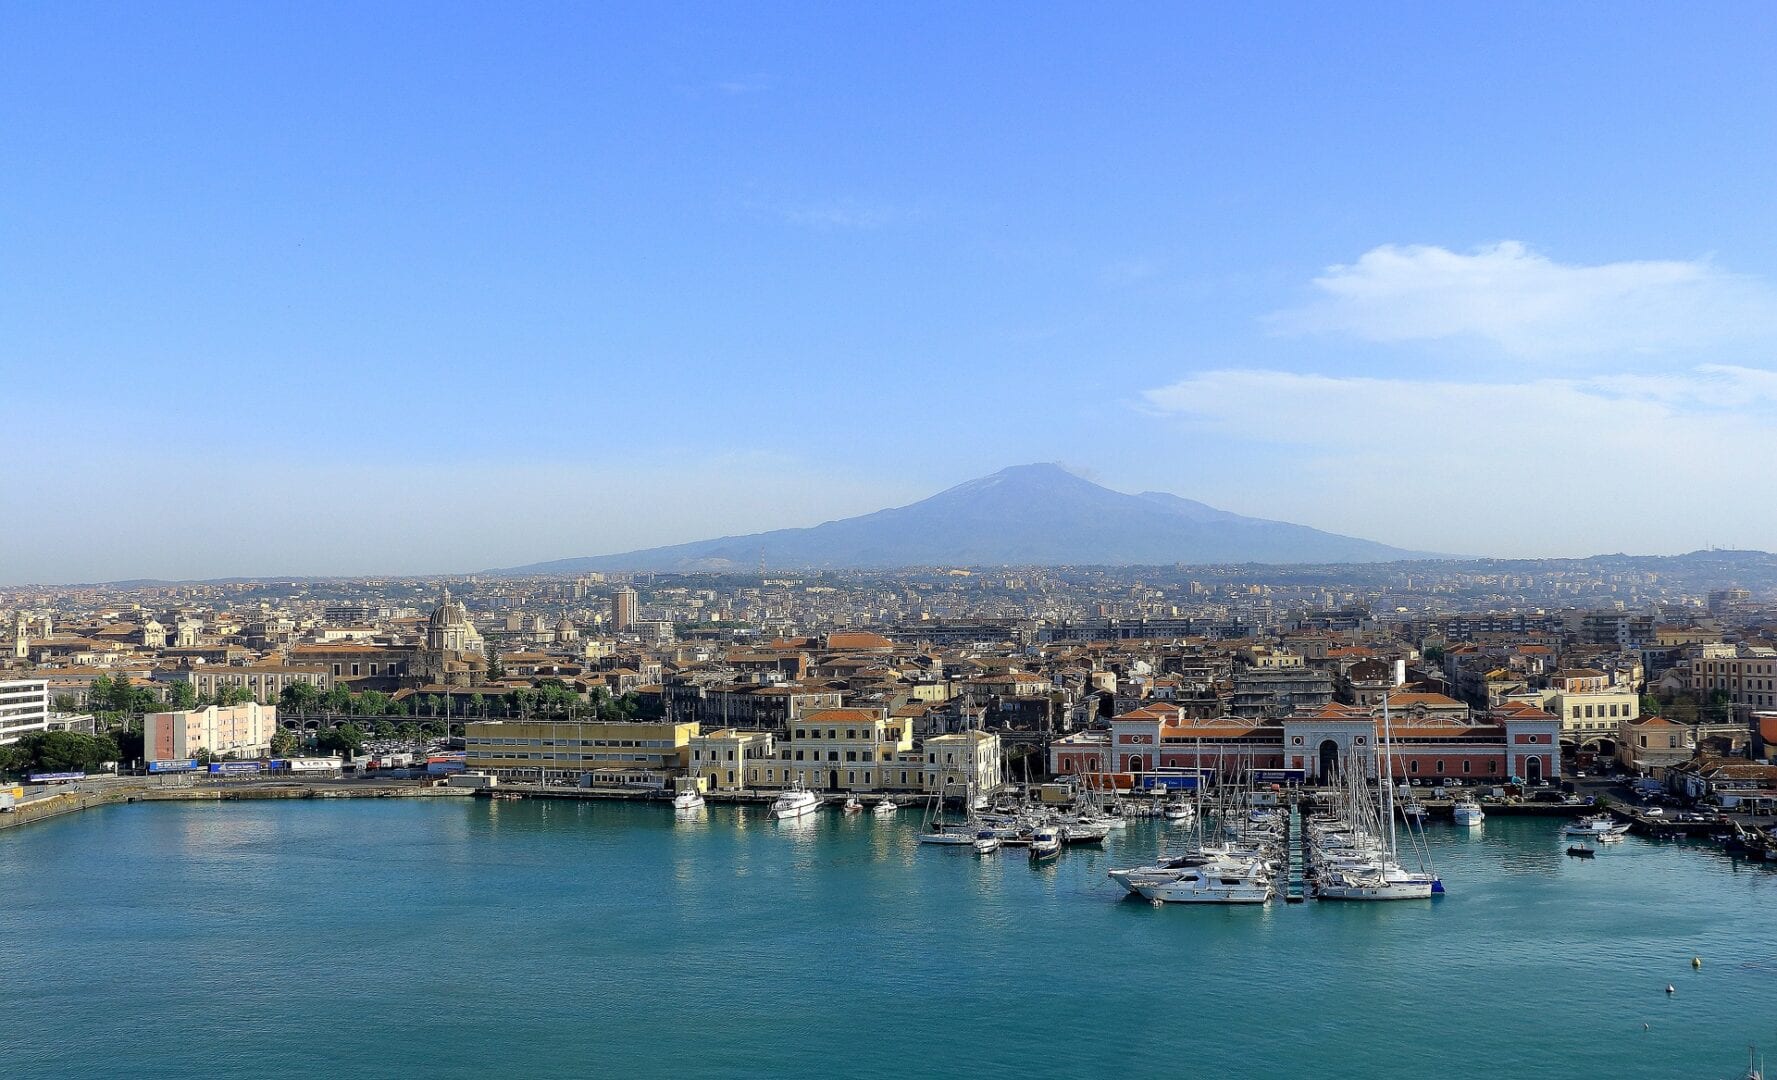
[6, 6, 1776, 583]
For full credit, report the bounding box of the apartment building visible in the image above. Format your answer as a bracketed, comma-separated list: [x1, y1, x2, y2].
[144, 703, 278, 760]
[0, 679, 50, 744]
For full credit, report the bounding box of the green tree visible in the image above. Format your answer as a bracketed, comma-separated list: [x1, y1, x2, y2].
[270, 730, 299, 757]
[168, 681, 199, 710]
[1423, 645, 1446, 664]
[372, 718, 395, 738]
[15, 731, 119, 773]
[114, 722, 145, 765]
[215, 685, 255, 707]
[485, 652, 505, 682]
[356, 691, 392, 717]
[468, 693, 485, 718]
[396, 722, 420, 744]
[51, 694, 78, 713]
[315, 723, 364, 757]
[280, 682, 322, 715]
[322, 684, 353, 713]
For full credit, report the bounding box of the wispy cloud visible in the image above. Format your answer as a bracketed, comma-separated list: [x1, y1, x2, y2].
[1271, 241, 1777, 361]
[781, 198, 913, 231]
[1140, 365, 1777, 553]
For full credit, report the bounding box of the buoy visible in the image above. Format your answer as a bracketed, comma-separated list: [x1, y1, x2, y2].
[1666, 984, 1676, 994]
[1692, 956, 1702, 969]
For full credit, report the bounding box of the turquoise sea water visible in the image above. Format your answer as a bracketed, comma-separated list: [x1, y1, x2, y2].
[2, 800, 1774, 1079]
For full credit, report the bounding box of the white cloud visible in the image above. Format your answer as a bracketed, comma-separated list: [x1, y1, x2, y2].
[782, 198, 910, 230]
[1274, 242, 1777, 361]
[1141, 365, 1777, 555]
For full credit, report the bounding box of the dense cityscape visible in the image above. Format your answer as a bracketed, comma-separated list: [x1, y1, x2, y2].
[4, 554, 1775, 821]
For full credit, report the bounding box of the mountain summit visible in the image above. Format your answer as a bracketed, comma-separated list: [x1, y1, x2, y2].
[502, 463, 1440, 573]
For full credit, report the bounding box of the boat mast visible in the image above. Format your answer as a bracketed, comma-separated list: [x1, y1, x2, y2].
[1381, 690, 1398, 859]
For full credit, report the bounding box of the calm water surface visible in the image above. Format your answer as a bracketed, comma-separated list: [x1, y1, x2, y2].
[2, 800, 1774, 1079]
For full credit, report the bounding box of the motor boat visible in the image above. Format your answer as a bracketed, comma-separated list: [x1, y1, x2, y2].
[1162, 798, 1194, 822]
[1563, 814, 1629, 838]
[1452, 798, 1484, 826]
[842, 797, 863, 814]
[973, 829, 1001, 855]
[771, 785, 820, 820]
[1136, 865, 1274, 904]
[873, 798, 899, 816]
[671, 789, 705, 811]
[1028, 827, 1062, 862]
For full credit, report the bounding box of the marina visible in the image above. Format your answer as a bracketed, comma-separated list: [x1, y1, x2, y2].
[3, 797, 1775, 1079]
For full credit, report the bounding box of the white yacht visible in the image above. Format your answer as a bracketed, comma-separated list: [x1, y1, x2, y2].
[873, 798, 899, 816]
[671, 789, 705, 811]
[1562, 814, 1629, 838]
[1028, 827, 1062, 862]
[842, 797, 863, 814]
[972, 829, 1001, 855]
[1136, 864, 1274, 904]
[1162, 798, 1194, 822]
[771, 785, 820, 820]
[1452, 798, 1484, 826]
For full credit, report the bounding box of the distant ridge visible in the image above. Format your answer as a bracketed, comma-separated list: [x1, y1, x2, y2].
[496, 463, 1449, 573]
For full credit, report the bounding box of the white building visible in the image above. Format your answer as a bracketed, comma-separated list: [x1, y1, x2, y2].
[0, 679, 50, 744]
[144, 703, 277, 761]
[921, 730, 1003, 796]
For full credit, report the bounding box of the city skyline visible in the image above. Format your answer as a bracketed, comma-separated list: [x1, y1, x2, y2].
[6, 5, 1777, 582]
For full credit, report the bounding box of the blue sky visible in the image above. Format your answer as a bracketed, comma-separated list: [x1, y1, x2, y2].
[4, 3, 1776, 582]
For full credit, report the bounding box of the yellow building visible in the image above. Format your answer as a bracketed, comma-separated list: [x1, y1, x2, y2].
[464, 719, 698, 782]
[1548, 688, 1639, 744]
[688, 728, 775, 792]
[745, 707, 913, 793]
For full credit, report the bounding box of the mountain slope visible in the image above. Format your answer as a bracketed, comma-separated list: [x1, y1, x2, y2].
[499, 463, 1441, 573]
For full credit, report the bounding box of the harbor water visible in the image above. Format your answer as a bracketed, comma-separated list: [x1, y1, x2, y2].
[2, 800, 1774, 1079]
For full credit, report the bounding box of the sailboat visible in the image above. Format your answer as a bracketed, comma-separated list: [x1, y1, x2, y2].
[917, 781, 979, 845]
[1311, 693, 1440, 901]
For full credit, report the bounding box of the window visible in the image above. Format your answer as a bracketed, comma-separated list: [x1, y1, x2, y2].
[351, 663, 360, 676]
[1462, 760, 1471, 774]
[1435, 760, 1445, 775]
[1409, 761, 1418, 773]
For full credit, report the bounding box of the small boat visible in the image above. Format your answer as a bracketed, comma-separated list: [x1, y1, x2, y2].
[1028, 827, 1061, 862]
[873, 798, 899, 816]
[771, 784, 820, 820]
[671, 789, 706, 811]
[1563, 814, 1629, 838]
[842, 797, 863, 814]
[1566, 845, 1595, 859]
[1595, 829, 1626, 844]
[918, 825, 977, 845]
[1162, 798, 1194, 821]
[973, 829, 1001, 855]
[1452, 798, 1485, 826]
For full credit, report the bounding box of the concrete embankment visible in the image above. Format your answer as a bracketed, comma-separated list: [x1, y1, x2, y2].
[0, 781, 473, 832]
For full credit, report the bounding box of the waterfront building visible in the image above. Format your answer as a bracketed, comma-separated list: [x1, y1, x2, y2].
[1615, 715, 1693, 773]
[920, 729, 1003, 795]
[144, 703, 277, 760]
[1048, 730, 1110, 777]
[746, 707, 914, 793]
[1092, 697, 1559, 788]
[463, 719, 699, 782]
[688, 728, 775, 792]
[0, 679, 50, 744]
